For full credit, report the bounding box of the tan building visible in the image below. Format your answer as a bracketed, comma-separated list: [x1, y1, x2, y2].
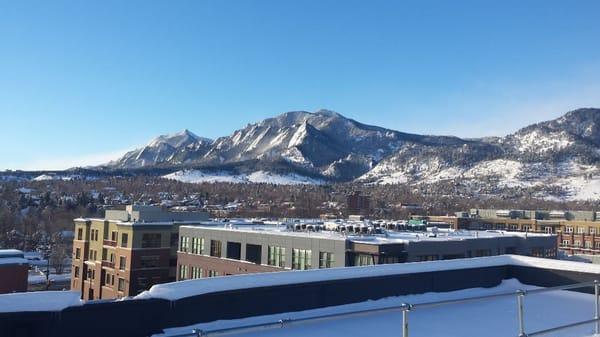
[71, 205, 208, 300]
[423, 208, 600, 256]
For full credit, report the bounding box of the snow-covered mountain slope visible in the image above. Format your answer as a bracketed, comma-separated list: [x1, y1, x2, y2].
[108, 130, 213, 168]
[354, 108, 600, 200]
[106, 109, 476, 181]
[103, 107, 600, 200]
[163, 169, 325, 185]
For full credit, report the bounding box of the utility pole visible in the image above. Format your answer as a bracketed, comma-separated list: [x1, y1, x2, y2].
[44, 246, 51, 290]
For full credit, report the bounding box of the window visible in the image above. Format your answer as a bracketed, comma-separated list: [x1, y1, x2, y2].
[77, 228, 83, 240]
[585, 241, 593, 249]
[531, 247, 544, 257]
[75, 248, 81, 259]
[210, 240, 222, 257]
[596, 242, 600, 249]
[118, 278, 126, 292]
[356, 254, 375, 265]
[141, 233, 162, 248]
[591, 227, 597, 235]
[119, 256, 126, 270]
[121, 233, 129, 247]
[136, 277, 149, 289]
[226, 242, 241, 260]
[102, 248, 107, 261]
[191, 237, 204, 255]
[74, 266, 80, 278]
[292, 249, 312, 270]
[140, 255, 160, 268]
[179, 265, 188, 280]
[574, 240, 582, 247]
[319, 252, 335, 268]
[545, 248, 557, 257]
[441, 254, 463, 261]
[474, 249, 492, 257]
[191, 266, 203, 279]
[565, 226, 574, 233]
[246, 244, 262, 264]
[208, 270, 219, 277]
[268, 246, 286, 268]
[562, 240, 570, 246]
[111, 231, 118, 242]
[180, 236, 189, 253]
[577, 226, 585, 234]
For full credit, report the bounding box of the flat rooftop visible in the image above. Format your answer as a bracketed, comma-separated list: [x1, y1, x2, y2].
[154, 278, 596, 337]
[180, 222, 553, 244]
[1, 255, 598, 337]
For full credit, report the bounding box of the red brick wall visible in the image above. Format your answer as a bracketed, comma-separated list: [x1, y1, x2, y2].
[0, 264, 28, 294]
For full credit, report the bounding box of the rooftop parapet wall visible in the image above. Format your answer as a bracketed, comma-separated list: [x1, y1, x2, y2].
[1, 256, 599, 337]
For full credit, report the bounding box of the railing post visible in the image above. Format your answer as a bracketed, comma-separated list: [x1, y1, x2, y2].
[401, 303, 411, 337]
[595, 280, 599, 335]
[516, 290, 527, 337]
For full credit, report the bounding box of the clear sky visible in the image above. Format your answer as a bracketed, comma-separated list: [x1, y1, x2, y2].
[2, 1, 600, 170]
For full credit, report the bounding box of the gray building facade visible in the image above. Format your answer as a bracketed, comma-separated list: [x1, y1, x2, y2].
[176, 224, 557, 280]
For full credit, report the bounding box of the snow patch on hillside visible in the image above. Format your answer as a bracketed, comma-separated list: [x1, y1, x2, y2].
[163, 170, 247, 184]
[281, 147, 312, 166]
[164, 170, 324, 185]
[358, 157, 600, 200]
[514, 130, 573, 153]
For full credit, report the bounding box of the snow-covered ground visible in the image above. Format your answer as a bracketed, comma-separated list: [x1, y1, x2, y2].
[0, 291, 82, 313]
[153, 278, 598, 337]
[163, 170, 324, 185]
[28, 271, 71, 285]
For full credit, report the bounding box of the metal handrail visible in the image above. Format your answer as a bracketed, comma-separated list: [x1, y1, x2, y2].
[164, 280, 600, 337]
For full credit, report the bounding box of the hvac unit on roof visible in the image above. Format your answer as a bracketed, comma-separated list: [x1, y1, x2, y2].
[496, 210, 511, 217]
[549, 211, 566, 219]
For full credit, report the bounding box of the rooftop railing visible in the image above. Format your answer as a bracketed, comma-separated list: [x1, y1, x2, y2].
[165, 280, 600, 337]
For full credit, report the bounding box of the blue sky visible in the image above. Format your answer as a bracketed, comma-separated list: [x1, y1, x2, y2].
[2, 1, 600, 170]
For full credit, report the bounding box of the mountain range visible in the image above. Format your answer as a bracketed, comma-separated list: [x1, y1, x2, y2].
[100, 108, 600, 200]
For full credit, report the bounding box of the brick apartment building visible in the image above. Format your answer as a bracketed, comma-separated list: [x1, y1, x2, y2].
[346, 191, 370, 215]
[176, 221, 556, 280]
[0, 249, 29, 294]
[420, 208, 600, 256]
[71, 205, 208, 300]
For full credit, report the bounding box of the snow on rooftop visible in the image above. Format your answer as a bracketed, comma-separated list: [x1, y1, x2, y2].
[0, 291, 82, 313]
[179, 223, 552, 244]
[153, 278, 597, 337]
[0, 257, 29, 266]
[136, 256, 600, 301]
[0, 249, 24, 258]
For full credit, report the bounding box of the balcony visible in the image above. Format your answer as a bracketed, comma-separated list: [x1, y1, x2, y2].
[103, 239, 117, 247]
[101, 261, 115, 269]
